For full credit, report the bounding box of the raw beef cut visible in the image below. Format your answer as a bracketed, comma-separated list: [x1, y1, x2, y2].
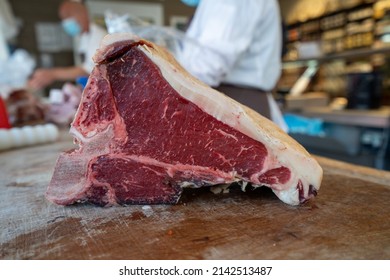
[46, 34, 323, 206]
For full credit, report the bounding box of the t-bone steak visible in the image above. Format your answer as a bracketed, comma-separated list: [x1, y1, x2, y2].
[46, 34, 323, 206]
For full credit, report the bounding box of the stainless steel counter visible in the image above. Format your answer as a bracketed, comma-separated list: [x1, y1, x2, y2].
[285, 106, 390, 170]
[296, 106, 390, 128]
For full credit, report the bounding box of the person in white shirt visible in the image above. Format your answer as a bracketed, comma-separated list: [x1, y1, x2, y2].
[178, 0, 286, 129]
[28, 0, 107, 90]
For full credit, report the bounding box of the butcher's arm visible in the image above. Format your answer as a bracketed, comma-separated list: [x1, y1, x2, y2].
[177, 0, 261, 87]
[28, 66, 88, 90]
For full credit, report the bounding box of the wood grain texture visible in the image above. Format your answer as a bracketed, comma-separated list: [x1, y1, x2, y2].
[0, 131, 389, 259]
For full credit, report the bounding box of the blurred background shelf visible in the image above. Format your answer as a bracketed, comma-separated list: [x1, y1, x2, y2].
[283, 46, 390, 66]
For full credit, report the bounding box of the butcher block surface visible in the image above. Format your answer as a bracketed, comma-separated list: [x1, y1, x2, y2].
[0, 130, 389, 260]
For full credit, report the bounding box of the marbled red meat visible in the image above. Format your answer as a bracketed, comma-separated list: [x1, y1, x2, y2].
[46, 34, 322, 206]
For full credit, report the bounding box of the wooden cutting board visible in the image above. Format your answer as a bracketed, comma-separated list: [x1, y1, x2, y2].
[0, 131, 389, 259]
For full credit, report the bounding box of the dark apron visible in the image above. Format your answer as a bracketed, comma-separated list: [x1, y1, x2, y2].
[215, 84, 271, 120]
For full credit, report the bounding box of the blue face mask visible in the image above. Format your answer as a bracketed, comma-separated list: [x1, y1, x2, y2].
[62, 18, 82, 37]
[181, 0, 200, 7]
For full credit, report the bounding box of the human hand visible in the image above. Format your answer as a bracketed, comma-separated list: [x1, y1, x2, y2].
[28, 69, 57, 91]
